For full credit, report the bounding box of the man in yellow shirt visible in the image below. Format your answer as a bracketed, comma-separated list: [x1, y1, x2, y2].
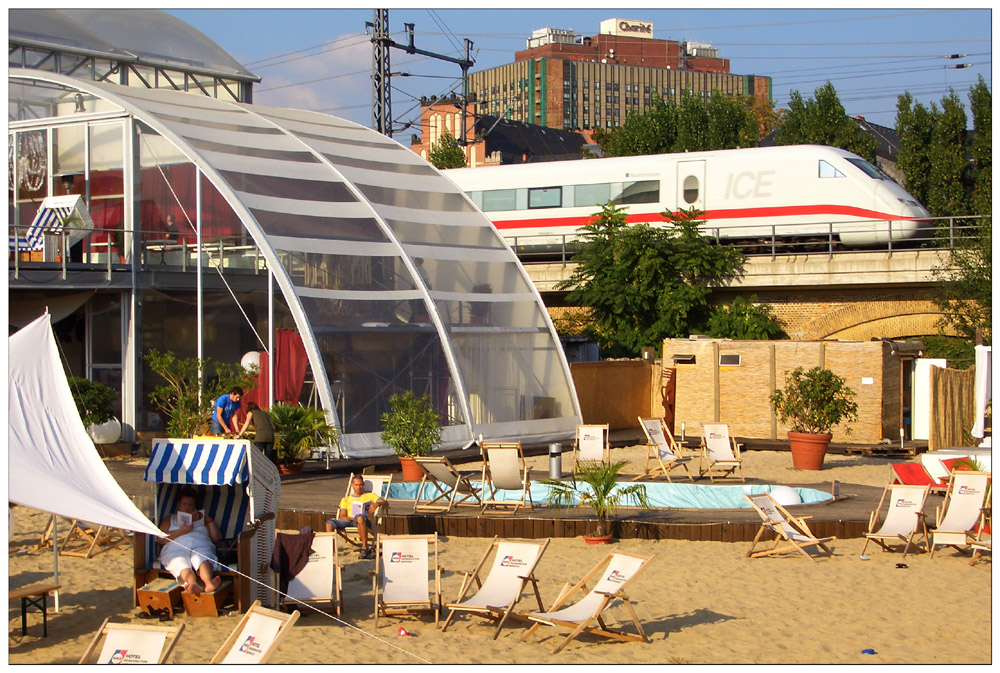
[324, 475, 387, 559]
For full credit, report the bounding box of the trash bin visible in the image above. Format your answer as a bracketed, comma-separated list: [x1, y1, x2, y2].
[548, 443, 563, 479]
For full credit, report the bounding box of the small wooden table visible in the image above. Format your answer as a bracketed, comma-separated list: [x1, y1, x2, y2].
[9, 582, 61, 637]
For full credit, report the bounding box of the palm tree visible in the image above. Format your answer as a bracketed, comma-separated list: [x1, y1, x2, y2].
[542, 460, 650, 537]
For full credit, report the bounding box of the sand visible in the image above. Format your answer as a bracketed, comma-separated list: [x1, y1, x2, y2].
[8, 449, 992, 665]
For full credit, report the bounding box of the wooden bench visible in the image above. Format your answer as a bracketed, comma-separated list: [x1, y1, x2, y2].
[9, 582, 61, 637]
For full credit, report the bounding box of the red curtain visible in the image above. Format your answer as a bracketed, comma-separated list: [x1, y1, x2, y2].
[241, 330, 309, 417]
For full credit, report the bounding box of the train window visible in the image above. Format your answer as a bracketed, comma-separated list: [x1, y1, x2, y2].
[574, 182, 611, 207]
[613, 180, 660, 205]
[528, 186, 561, 209]
[481, 189, 517, 211]
[682, 176, 699, 204]
[846, 158, 885, 180]
[818, 160, 845, 178]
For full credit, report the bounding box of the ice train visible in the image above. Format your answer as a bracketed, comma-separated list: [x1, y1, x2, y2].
[443, 145, 930, 251]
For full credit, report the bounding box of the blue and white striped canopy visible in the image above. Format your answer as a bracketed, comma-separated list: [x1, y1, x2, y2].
[144, 439, 249, 486]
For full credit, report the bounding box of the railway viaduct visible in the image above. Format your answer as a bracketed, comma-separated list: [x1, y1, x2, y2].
[523, 248, 958, 341]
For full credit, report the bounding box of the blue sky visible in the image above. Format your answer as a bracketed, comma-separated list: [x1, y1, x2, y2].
[167, 7, 991, 132]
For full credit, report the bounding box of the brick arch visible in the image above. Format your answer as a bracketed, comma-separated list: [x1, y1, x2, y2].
[802, 300, 958, 340]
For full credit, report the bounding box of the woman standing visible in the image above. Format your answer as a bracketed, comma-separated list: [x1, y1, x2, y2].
[237, 402, 276, 464]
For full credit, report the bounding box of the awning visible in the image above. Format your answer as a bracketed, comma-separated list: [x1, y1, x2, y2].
[144, 439, 250, 486]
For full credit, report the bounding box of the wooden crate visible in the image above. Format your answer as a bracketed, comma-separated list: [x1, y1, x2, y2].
[136, 576, 183, 617]
[180, 580, 233, 618]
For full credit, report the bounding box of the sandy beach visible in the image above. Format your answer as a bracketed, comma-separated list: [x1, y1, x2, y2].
[8, 448, 992, 665]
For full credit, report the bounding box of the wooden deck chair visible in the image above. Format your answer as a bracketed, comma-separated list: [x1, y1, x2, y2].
[860, 484, 930, 557]
[278, 532, 343, 616]
[335, 473, 392, 550]
[371, 534, 441, 628]
[210, 600, 300, 664]
[520, 550, 656, 654]
[744, 493, 835, 560]
[573, 424, 610, 472]
[59, 519, 129, 559]
[412, 457, 482, 513]
[969, 494, 991, 566]
[632, 417, 693, 482]
[929, 471, 991, 558]
[480, 441, 533, 515]
[699, 423, 745, 482]
[890, 462, 949, 494]
[442, 536, 549, 639]
[78, 619, 184, 664]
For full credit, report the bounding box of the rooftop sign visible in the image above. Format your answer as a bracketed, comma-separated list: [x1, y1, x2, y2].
[599, 18, 654, 39]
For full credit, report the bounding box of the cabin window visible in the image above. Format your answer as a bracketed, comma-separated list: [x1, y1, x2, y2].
[481, 189, 517, 211]
[682, 175, 699, 204]
[846, 157, 885, 180]
[573, 182, 611, 207]
[818, 160, 845, 178]
[528, 186, 561, 209]
[613, 180, 660, 205]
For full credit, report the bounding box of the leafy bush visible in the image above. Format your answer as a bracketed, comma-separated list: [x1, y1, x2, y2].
[380, 391, 442, 457]
[269, 403, 338, 466]
[769, 367, 859, 435]
[707, 295, 787, 340]
[67, 377, 118, 427]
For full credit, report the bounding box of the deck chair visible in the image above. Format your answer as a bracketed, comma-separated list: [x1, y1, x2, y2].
[480, 441, 533, 515]
[520, 550, 656, 654]
[58, 519, 129, 559]
[744, 493, 835, 560]
[372, 534, 441, 628]
[860, 484, 930, 557]
[334, 473, 392, 550]
[412, 457, 483, 513]
[889, 463, 949, 494]
[278, 531, 343, 616]
[78, 619, 184, 664]
[969, 498, 991, 566]
[699, 423, 745, 482]
[442, 536, 549, 639]
[210, 600, 300, 664]
[632, 417, 693, 482]
[573, 424, 610, 471]
[928, 471, 991, 558]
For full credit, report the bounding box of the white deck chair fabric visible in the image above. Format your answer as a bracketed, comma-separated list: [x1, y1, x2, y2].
[480, 443, 533, 514]
[380, 536, 432, 604]
[282, 532, 342, 615]
[930, 471, 991, 556]
[633, 417, 692, 481]
[862, 485, 929, 557]
[413, 457, 481, 513]
[212, 601, 299, 664]
[700, 423, 744, 482]
[530, 553, 644, 622]
[93, 624, 173, 664]
[575, 424, 609, 466]
[744, 493, 835, 560]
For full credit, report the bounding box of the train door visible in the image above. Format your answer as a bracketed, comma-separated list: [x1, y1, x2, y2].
[677, 160, 706, 213]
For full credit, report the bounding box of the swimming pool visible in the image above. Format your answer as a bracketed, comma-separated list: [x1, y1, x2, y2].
[387, 481, 832, 510]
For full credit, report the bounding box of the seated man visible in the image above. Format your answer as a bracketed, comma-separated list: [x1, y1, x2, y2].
[325, 475, 387, 559]
[158, 487, 222, 594]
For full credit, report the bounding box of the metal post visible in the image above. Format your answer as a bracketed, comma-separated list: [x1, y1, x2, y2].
[370, 9, 392, 136]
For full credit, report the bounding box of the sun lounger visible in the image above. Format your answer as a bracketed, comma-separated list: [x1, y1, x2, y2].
[744, 493, 835, 560]
[573, 424, 610, 471]
[520, 550, 656, 654]
[861, 484, 930, 557]
[334, 473, 392, 550]
[58, 519, 130, 559]
[442, 536, 549, 639]
[278, 531, 343, 616]
[632, 417, 693, 482]
[480, 441, 533, 514]
[889, 463, 949, 494]
[210, 600, 300, 664]
[699, 423, 745, 482]
[929, 471, 991, 558]
[372, 534, 441, 628]
[412, 457, 483, 513]
[79, 619, 184, 664]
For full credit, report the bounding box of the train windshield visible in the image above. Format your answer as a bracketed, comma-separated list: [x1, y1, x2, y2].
[846, 157, 889, 181]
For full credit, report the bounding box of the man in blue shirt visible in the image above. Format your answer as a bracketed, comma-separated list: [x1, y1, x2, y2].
[212, 387, 243, 435]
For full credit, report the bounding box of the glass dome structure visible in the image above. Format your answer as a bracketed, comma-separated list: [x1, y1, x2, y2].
[9, 70, 582, 457]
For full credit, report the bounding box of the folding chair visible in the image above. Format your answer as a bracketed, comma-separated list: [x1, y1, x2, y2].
[520, 550, 656, 654]
[78, 619, 184, 664]
[372, 534, 441, 628]
[699, 423, 745, 482]
[860, 484, 930, 557]
[969, 498, 991, 566]
[929, 471, 991, 558]
[278, 531, 343, 616]
[334, 473, 392, 551]
[480, 441, 533, 515]
[442, 536, 549, 639]
[889, 462, 950, 494]
[573, 424, 610, 472]
[210, 600, 300, 664]
[632, 417, 693, 482]
[412, 457, 482, 513]
[58, 519, 129, 559]
[744, 493, 835, 560]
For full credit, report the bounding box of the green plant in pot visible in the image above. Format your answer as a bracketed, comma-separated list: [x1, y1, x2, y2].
[380, 391, 442, 481]
[270, 403, 338, 473]
[769, 366, 859, 471]
[541, 460, 650, 543]
[68, 376, 120, 444]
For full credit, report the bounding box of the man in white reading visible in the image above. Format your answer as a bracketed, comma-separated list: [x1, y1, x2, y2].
[324, 475, 387, 559]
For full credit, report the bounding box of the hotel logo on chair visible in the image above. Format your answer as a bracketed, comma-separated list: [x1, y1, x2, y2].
[239, 636, 263, 657]
[500, 555, 527, 569]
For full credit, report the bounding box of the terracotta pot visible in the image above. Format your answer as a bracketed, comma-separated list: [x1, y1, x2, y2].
[583, 534, 613, 545]
[788, 431, 833, 470]
[399, 456, 424, 482]
[278, 461, 304, 475]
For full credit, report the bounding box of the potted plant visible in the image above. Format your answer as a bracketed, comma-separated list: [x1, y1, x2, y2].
[270, 403, 338, 475]
[380, 391, 442, 481]
[541, 460, 650, 544]
[469, 282, 493, 324]
[769, 366, 859, 470]
[68, 376, 121, 444]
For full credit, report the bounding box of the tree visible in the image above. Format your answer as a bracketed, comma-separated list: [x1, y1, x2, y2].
[676, 93, 710, 151]
[603, 96, 678, 157]
[427, 129, 466, 169]
[558, 203, 745, 357]
[706, 93, 760, 150]
[707, 295, 787, 340]
[967, 76, 991, 218]
[931, 217, 991, 345]
[895, 93, 935, 207]
[773, 82, 877, 160]
[926, 91, 969, 217]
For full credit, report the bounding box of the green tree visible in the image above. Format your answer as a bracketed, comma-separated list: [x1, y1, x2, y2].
[967, 76, 991, 217]
[706, 93, 760, 150]
[773, 82, 877, 160]
[895, 93, 935, 208]
[603, 96, 678, 157]
[676, 93, 710, 151]
[707, 295, 787, 340]
[558, 203, 745, 357]
[926, 91, 969, 217]
[931, 218, 991, 344]
[427, 129, 466, 169]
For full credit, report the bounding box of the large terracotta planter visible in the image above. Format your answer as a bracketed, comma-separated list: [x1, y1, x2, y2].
[583, 534, 613, 545]
[788, 431, 833, 470]
[398, 456, 424, 482]
[278, 461, 304, 475]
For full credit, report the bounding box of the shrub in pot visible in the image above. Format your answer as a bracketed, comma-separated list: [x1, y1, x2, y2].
[270, 403, 338, 472]
[769, 366, 859, 470]
[380, 391, 442, 481]
[68, 376, 121, 444]
[541, 460, 650, 542]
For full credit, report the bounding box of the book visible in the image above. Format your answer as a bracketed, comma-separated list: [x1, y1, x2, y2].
[349, 500, 368, 518]
[176, 511, 193, 527]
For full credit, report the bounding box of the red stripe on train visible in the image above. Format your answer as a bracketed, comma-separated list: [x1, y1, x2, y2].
[492, 204, 915, 230]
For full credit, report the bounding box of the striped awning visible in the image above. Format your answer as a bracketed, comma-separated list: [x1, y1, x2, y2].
[144, 439, 250, 486]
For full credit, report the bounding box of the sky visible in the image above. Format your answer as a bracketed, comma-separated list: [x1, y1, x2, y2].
[166, 6, 992, 133]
